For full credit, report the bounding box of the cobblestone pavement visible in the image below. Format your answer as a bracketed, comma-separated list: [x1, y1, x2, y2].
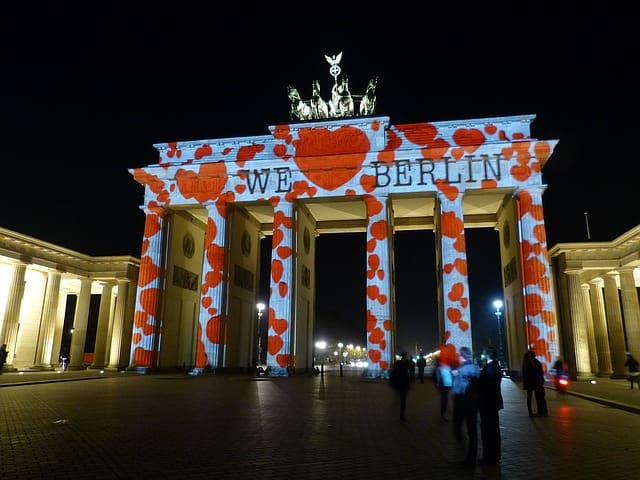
[1, 368, 640, 479]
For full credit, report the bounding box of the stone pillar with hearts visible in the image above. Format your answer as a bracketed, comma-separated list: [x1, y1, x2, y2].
[266, 201, 295, 376]
[436, 186, 473, 352]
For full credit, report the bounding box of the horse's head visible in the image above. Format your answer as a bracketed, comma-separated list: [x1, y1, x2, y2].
[287, 85, 301, 102]
[339, 77, 350, 98]
[366, 76, 378, 95]
[311, 80, 321, 97]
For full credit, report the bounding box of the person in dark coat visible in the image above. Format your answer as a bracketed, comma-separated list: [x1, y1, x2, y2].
[416, 352, 427, 383]
[477, 346, 504, 466]
[389, 352, 412, 421]
[624, 352, 640, 389]
[0, 343, 8, 373]
[522, 349, 548, 417]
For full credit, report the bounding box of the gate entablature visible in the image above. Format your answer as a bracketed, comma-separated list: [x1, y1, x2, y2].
[139, 113, 553, 206]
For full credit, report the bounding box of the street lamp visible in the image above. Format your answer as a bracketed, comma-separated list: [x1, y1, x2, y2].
[256, 302, 265, 366]
[493, 299, 504, 366]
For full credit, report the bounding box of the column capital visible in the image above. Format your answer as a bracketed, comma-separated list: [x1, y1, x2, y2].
[203, 201, 229, 218]
[141, 204, 165, 217]
[436, 188, 464, 203]
[513, 185, 547, 198]
[17, 255, 32, 266]
[564, 269, 582, 277]
[618, 265, 638, 274]
[589, 277, 604, 288]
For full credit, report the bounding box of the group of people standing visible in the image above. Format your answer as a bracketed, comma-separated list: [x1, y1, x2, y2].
[391, 345, 504, 467]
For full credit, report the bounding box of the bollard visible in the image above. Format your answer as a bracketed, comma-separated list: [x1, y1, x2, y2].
[321, 363, 324, 375]
[340, 363, 343, 377]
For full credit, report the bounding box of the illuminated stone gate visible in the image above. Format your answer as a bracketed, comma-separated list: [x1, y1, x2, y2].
[129, 112, 560, 377]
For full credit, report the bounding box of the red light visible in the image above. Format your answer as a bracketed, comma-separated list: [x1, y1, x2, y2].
[559, 378, 569, 386]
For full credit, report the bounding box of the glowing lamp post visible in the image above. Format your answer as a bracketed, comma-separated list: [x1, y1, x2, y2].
[256, 302, 265, 366]
[493, 299, 504, 366]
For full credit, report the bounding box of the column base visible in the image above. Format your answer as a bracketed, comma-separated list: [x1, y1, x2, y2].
[67, 365, 88, 371]
[267, 366, 290, 377]
[28, 365, 55, 372]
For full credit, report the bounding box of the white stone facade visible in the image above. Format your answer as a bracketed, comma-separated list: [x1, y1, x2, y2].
[549, 225, 640, 379]
[0, 227, 139, 371]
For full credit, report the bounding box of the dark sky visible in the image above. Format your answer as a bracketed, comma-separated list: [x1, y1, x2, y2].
[1, 4, 636, 356]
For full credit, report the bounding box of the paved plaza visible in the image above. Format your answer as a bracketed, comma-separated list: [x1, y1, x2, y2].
[1, 368, 640, 479]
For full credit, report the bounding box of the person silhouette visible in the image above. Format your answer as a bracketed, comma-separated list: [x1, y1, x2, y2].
[452, 346, 481, 466]
[477, 346, 504, 466]
[624, 352, 640, 389]
[389, 352, 412, 421]
[0, 343, 8, 374]
[435, 356, 454, 422]
[416, 352, 427, 383]
[522, 349, 548, 417]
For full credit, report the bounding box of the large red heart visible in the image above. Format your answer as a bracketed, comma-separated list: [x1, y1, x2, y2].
[293, 126, 370, 191]
[176, 162, 228, 203]
[268, 335, 283, 355]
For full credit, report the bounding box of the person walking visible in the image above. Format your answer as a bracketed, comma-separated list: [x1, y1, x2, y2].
[477, 346, 503, 466]
[522, 349, 548, 417]
[452, 346, 481, 466]
[389, 352, 412, 421]
[435, 357, 454, 422]
[624, 352, 640, 389]
[0, 343, 8, 374]
[416, 352, 427, 384]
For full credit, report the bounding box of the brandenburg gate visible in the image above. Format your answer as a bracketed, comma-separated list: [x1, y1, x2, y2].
[129, 56, 559, 377]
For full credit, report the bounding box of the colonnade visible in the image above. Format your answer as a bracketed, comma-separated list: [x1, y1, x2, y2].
[550, 225, 640, 379]
[0, 227, 139, 371]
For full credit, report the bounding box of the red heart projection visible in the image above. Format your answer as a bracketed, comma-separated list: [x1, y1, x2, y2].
[268, 335, 284, 355]
[176, 162, 228, 203]
[293, 126, 370, 191]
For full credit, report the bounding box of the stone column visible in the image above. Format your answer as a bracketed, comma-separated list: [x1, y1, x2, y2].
[120, 281, 137, 369]
[566, 272, 593, 379]
[436, 189, 472, 354]
[197, 202, 230, 372]
[104, 288, 118, 366]
[581, 283, 598, 375]
[266, 200, 294, 377]
[364, 194, 394, 378]
[603, 273, 626, 378]
[91, 283, 113, 369]
[33, 271, 62, 369]
[129, 205, 165, 370]
[514, 187, 559, 372]
[589, 279, 612, 376]
[50, 288, 70, 367]
[108, 279, 130, 370]
[68, 278, 92, 370]
[0, 261, 28, 370]
[619, 267, 640, 358]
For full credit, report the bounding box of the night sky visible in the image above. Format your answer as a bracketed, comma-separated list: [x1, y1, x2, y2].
[1, 4, 636, 356]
